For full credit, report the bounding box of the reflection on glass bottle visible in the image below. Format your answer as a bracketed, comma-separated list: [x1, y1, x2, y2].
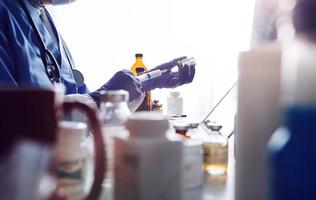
[203, 123, 228, 175]
[131, 53, 151, 111]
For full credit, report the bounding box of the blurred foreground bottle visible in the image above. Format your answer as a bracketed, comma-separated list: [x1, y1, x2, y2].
[114, 112, 183, 200]
[269, 1, 316, 199]
[131, 53, 152, 111]
[99, 90, 130, 200]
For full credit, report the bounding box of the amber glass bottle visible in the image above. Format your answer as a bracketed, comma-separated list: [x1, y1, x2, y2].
[131, 54, 152, 111]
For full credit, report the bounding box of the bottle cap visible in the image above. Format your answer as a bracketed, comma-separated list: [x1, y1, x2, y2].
[58, 121, 87, 146]
[135, 53, 143, 58]
[170, 91, 180, 97]
[206, 122, 222, 131]
[99, 90, 129, 103]
[189, 123, 200, 129]
[293, 0, 316, 35]
[173, 123, 190, 131]
[124, 112, 169, 138]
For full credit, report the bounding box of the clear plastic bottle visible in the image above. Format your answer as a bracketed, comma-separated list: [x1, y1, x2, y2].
[130, 53, 152, 111]
[167, 91, 183, 116]
[99, 90, 130, 200]
[203, 123, 228, 175]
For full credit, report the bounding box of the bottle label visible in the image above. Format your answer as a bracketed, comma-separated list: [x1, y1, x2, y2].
[56, 156, 87, 199]
[114, 139, 140, 199]
[114, 138, 183, 200]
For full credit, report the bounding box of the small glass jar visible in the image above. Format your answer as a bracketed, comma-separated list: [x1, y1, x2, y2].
[203, 123, 228, 175]
[99, 90, 130, 200]
[99, 90, 131, 127]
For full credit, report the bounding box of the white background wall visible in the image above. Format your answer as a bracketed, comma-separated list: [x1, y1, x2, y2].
[51, 0, 255, 135]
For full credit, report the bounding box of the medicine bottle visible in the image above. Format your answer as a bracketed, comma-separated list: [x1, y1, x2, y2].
[203, 123, 228, 175]
[269, 1, 316, 199]
[99, 90, 130, 200]
[173, 122, 204, 193]
[183, 140, 204, 190]
[187, 123, 202, 139]
[174, 123, 190, 139]
[167, 91, 183, 116]
[130, 53, 152, 111]
[114, 112, 183, 200]
[55, 121, 90, 200]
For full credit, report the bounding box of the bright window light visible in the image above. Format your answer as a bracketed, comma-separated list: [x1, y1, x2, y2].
[52, 0, 255, 133]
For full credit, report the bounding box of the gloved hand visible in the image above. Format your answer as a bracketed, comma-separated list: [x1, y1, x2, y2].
[141, 57, 196, 93]
[89, 70, 144, 104]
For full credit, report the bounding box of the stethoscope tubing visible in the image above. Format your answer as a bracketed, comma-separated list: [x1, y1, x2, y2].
[18, 0, 85, 88]
[19, 0, 63, 83]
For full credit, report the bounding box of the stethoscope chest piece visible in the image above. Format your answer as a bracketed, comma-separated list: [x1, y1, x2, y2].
[72, 69, 85, 87]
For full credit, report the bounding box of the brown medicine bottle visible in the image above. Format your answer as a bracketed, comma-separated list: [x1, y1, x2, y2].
[131, 54, 152, 111]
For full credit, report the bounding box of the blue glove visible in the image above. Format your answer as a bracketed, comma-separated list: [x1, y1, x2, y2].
[141, 57, 196, 93]
[89, 70, 143, 103]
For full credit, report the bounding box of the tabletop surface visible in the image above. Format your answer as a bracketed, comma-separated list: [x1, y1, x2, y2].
[98, 135, 235, 200]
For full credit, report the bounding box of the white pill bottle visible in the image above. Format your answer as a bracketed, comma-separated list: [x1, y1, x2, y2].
[167, 91, 183, 116]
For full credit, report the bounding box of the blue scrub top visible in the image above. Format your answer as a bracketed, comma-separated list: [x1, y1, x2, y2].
[0, 0, 85, 94]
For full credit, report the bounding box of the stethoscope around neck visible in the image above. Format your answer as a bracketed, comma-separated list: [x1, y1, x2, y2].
[19, 0, 85, 86]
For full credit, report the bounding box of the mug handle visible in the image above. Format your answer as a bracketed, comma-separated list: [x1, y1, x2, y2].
[62, 102, 106, 200]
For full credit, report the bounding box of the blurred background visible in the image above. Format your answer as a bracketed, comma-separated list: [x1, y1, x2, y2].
[50, 0, 256, 134]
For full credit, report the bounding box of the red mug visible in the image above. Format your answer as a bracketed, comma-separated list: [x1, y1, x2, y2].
[0, 88, 106, 200]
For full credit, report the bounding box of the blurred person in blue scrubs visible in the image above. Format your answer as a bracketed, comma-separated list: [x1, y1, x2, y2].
[0, 0, 195, 110]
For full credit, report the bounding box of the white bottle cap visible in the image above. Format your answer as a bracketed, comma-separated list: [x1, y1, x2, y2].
[124, 112, 170, 138]
[57, 121, 87, 146]
[170, 91, 180, 97]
